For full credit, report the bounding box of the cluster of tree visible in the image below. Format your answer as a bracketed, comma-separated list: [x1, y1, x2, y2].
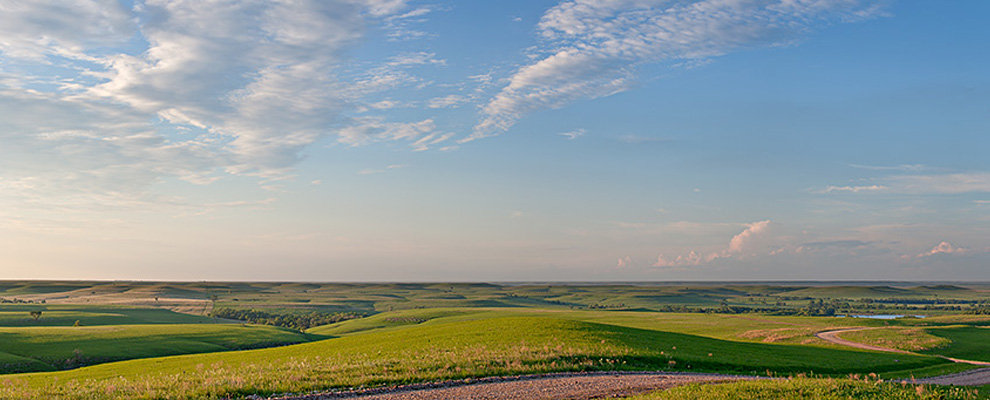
[966, 306, 990, 315]
[862, 298, 979, 305]
[588, 303, 626, 309]
[0, 298, 43, 304]
[211, 307, 366, 331]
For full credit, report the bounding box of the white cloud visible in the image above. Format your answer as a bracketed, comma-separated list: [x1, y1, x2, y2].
[470, 0, 885, 140]
[654, 220, 772, 267]
[0, 0, 134, 61]
[616, 255, 632, 268]
[559, 128, 585, 139]
[0, 0, 463, 216]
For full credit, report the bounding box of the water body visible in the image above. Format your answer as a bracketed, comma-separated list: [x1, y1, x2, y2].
[838, 314, 927, 319]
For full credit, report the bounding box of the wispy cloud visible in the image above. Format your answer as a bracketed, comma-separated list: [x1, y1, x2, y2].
[427, 94, 468, 109]
[823, 172, 990, 195]
[849, 163, 928, 172]
[823, 185, 887, 193]
[559, 129, 585, 140]
[468, 0, 886, 140]
[357, 164, 408, 175]
[887, 172, 990, 194]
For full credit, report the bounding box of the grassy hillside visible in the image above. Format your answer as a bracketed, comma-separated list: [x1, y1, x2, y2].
[0, 324, 317, 374]
[3, 316, 950, 399]
[308, 307, 886, 347]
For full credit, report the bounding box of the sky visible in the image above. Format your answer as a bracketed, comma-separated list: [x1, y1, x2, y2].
[0, 0, 988, 282]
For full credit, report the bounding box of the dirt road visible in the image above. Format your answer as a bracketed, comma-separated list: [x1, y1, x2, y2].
[275, 372, 758, 400]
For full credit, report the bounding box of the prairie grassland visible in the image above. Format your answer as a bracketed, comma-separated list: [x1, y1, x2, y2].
[630, 377, 989, 400]
[2, 316, 949, 399]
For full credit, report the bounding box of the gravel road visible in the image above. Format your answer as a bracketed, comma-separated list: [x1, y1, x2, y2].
[913, 368, 990, 386]
[273, 372, 758, 400]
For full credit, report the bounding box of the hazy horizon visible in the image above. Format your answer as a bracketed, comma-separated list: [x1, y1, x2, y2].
[1, 1, 988, 281]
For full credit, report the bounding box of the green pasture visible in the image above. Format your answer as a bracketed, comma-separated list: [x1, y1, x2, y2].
[0, 324, 317, 374]
[3, 315, 952, 399]
[920, 326, 990, 362]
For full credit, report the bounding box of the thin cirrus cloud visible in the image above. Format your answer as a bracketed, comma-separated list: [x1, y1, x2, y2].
[821, 172, 990, 195]
[654, 220, 771, 267]
[466, 0, 887, 141]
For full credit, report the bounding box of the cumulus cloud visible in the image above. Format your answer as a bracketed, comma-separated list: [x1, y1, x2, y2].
[654, 220, 771, 267]
[616, 256, 632, 268]
[917, 241, 967, 258]
[469, 0, 886, 140]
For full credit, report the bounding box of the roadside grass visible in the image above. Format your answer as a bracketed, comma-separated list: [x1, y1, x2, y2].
[0, 304, 215, 327]
[2, 316, 950, 399]
[0, 324, 317, 374]
[879, 363, 983, 380]
[630, 377, 988, 399]
[838, 327, 951, 352]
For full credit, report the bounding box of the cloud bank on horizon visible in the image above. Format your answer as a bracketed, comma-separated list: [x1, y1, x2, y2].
[0, 0, 988, 281]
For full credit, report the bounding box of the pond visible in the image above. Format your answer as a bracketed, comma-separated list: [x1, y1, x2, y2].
[838, 314, 927, 319]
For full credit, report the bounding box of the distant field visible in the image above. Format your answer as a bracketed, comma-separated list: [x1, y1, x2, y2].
[2, 315, 952, 399]
[0, 324, 317, 374]
[4, 281, 989, 317]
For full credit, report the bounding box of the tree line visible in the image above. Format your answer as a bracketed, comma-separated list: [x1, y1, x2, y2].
[211, 307, 366, 330]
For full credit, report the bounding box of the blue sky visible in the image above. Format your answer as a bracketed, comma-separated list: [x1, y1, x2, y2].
[1, 0, 988, 281]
